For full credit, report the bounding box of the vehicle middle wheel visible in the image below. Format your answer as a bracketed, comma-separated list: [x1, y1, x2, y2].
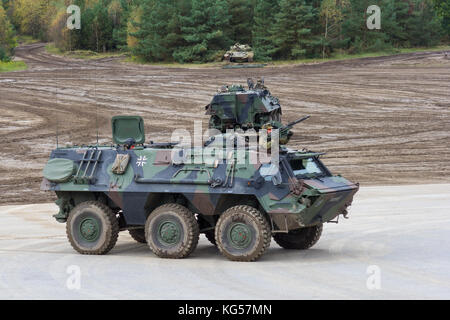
[66, 201, 119, 255]
[204, 230, 216, 246]
[145, 203, 199, 259]
[129, 228, 146, 243]
[215, 205, 271, 262]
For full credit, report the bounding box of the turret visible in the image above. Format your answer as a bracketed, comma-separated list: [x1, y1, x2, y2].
[205, 78, 282, 132]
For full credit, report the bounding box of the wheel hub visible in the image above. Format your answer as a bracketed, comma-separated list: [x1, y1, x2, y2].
[79, 218, 99, 242]
[228, 223, 252, 249]
[158, 221, 181, 245]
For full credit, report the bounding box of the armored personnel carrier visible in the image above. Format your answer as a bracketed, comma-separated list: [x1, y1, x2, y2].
[223, 43, 254, 63]
[41, 111, 358, 262]
[206, 78, 282, 133]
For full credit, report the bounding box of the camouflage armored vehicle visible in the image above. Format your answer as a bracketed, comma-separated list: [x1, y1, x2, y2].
[223, 43, 254, 63]
[206, 79, 282, 133]
[41, 115, 359, 262]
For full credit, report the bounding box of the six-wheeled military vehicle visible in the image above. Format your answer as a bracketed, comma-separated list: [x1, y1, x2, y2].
[223, 43, 254, 63]
[41, 89, 359, 262]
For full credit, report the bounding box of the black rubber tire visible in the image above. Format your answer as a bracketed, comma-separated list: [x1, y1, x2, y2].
[273, 224, 323, 250]
[66, 201, 119, 255]
[129, 229, 146, 243]
[145, 203, 199, 259]
[204, 230, 216, 246]
[215, 205, 271, 262]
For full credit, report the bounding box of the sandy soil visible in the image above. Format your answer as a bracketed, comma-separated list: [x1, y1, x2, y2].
[1, 184, 449, 299]
[0, 43, 449, 205]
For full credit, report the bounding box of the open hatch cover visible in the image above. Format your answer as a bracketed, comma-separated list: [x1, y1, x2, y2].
[111, 115, 145, 145]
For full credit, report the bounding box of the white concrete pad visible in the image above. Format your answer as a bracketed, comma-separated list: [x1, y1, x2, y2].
[0, 184, 449, 299]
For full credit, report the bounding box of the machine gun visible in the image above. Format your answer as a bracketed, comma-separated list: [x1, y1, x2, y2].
[279, 115, 310, 138]
[260, 115, 311, 149]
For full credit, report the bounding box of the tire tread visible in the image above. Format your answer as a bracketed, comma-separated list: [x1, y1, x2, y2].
[273, 224, 323, 250]
[216, 205, 271, 262]
[145, 203, 199, 259]
[66, 201, 119, 255]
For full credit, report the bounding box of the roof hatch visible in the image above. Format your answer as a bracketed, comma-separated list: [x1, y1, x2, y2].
[111, 115, 145, 145]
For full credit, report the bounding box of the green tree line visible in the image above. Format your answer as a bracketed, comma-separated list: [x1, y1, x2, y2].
[0, 0, 448, 63]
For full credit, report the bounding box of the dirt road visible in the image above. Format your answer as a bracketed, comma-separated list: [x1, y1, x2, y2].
[1, 184, 449, 299]
[0, 43, 449, 205]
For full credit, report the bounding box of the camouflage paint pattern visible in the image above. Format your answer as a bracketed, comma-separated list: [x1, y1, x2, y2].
[205, 85, 282, 132]
[41, 144, 359, 231]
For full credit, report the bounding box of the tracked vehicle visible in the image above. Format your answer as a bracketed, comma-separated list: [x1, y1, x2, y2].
[41, 100, 358, 262]
[223, 43, 254, 63]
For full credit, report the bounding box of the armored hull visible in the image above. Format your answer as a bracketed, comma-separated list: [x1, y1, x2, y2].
[41, 114, 358, 261]
[42, 146, 357, 226]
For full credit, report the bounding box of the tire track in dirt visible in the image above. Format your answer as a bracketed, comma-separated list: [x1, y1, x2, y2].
[0, 43, 449, 205]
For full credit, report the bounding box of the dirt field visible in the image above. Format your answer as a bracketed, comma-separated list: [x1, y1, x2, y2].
[0, 43, 449, 205]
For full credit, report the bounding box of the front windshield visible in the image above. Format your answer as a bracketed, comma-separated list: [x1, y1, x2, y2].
[289, 158, 324, 178]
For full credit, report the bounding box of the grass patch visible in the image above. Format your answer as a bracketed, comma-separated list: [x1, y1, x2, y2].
[45, 43, 129, 60]
[0, 61, 27, 73]
[17, 35, 40, 45]
[124, 45, 450, 69]
[125, 55, 224, 68]
[268, 45, 450, 66]
[45, 43, 64, 55]
[46, 43, 450, 68]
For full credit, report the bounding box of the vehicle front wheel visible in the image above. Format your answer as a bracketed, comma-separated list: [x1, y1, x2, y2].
[66, 201, 119, 255]
[145, 203, 199, 259]
[273, 224, 323, 250]
[215, 205, 271, 262]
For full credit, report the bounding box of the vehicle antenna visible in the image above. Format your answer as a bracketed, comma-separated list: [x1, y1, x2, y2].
[56, 86, 59, 149]
[95, 62, 99, 147]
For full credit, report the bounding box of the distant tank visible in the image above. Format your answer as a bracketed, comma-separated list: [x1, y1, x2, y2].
[205, 78, 282, 133]
[223, 43, 254, 63]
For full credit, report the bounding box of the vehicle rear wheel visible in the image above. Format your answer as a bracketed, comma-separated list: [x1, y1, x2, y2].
[215, 205, 271, 262]
[145, 203, 199, 259]
[66, 201, 119, 255]
[273, 224, 323, 250]
[129, 228, 146, 243]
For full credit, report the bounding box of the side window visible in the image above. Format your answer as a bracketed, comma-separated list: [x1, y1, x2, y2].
[290, 158, 323, 177]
